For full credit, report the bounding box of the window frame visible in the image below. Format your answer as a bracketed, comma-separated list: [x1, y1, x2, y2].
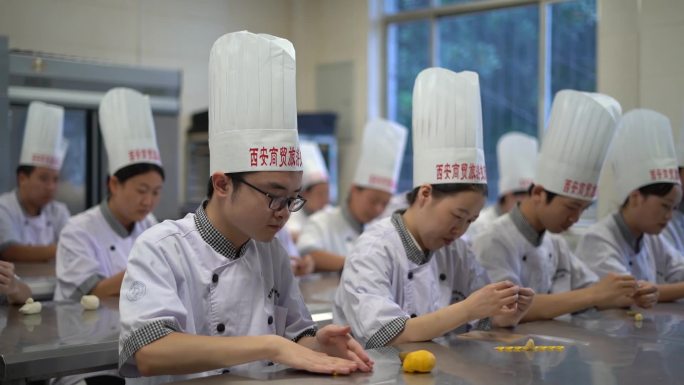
[381, 0, 585, 142]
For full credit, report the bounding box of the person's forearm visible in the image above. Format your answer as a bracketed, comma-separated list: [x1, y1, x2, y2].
[1, 244, 56, 262]
[310, 250, 345, 272]
[7, 280, 31, 305]
[656, 282, 684, 302]
[135, 332, 280, 376]
[91, 271, 125, 298]
[391, 302, 473, 345]
[523, 289, 598, 321]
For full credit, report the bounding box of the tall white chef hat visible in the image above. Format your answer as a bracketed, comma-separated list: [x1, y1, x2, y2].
[497, 132, 538, 196]
[209, 31, 301, 175]
[19, 101, 68, 171]
[412, 68, 486, 187]
[352, 119, 407, 194]
[300, 140, 329, 190]
[99, 88, 162, 175]
[600, 109, 680, 212]
[535, 90, 620, 201]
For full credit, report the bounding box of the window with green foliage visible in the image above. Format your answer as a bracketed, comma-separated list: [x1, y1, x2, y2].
[385, 0, 597, 199]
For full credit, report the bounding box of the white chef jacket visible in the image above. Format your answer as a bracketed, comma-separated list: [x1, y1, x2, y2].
[662, 210, 684, 255]
[472, 205, 598, 295]
[275, 228, 299, 257]
[575, 212, 684, 283]
[333, 212, 491, 349]
[0, 190, 70, 254]
[54, 201, 157, 301]
[297, 205, 362, 257]
[465, 204, 499, 240]
[118, 202, 316, 385]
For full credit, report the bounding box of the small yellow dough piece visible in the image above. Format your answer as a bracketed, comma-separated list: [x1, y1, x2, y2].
[80, 295, 100, 310]
[634, 313, 643, 322]
[524, 338, 535, 351]
[504, 347, 514, 352]
[19, 298, 42, 315]
[495, 346, 505, 351]
[402, 350, 436, 373]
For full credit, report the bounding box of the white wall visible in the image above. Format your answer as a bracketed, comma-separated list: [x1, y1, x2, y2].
[291, 0, 371, 198]
[598, 0, 684, 138]
[0, 0, 294, 205]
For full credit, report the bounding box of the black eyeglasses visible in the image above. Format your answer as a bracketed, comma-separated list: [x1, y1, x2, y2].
[238, 178, 307, 212]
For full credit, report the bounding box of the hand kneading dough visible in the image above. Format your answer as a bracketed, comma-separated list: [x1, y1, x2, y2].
[80, 295, 100, 310]
[19, 298, 42, 315]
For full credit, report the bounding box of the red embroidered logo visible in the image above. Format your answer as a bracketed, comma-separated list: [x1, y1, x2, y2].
[650, 168, 679, 182]
[562, 179, 596, 198]
[435, 163, 486, 182]
[127, 148, 160, 162]
[249, 146, 302, 168]
[31, 154, 60, 167]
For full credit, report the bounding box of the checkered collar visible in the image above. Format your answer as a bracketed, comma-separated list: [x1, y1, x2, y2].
[509, 204, 545, 247]
[194, 200, 247, 260]
[614, 212, 642, 253]
[391, 210, 431, 265]
[100, 200, 132, 238]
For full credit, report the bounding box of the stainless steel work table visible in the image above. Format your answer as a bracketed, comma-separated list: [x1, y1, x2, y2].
[0, 275, 340, 384]
[168, 303, 684, 385]
[0, 298, 119, 385]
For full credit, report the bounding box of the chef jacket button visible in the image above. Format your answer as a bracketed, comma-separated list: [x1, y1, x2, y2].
[217, 323, 225, 333]
[549, 253, 552, 259]
[268, 316, 274, 325]
[439, 273, 446, 281]
[410, 313, 417, 318]
[522, 255, 527, 262]
[212, 274, 219, 283]
[408, 272, 413, 280]
[629, 261, 633, 266]
[110, 245, 116, 251]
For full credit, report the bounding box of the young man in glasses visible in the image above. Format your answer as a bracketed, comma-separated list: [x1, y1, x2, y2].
[117, 32, 372, 384]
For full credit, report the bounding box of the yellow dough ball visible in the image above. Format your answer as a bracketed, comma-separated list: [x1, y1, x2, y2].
[402, 350, 436, 373]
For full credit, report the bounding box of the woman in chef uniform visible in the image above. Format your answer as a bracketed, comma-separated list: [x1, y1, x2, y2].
[333, 68, 535, 348]
[576, 110, 684, 302]
[466, 132, 538, 239]
[54, 88, 164, 301]
[661, 126, 684, 254]
[0, 101, 70, 263]
[297, 119, 407, 271]
[117, 31, 371, 385]
[473, 91, 658, 320]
